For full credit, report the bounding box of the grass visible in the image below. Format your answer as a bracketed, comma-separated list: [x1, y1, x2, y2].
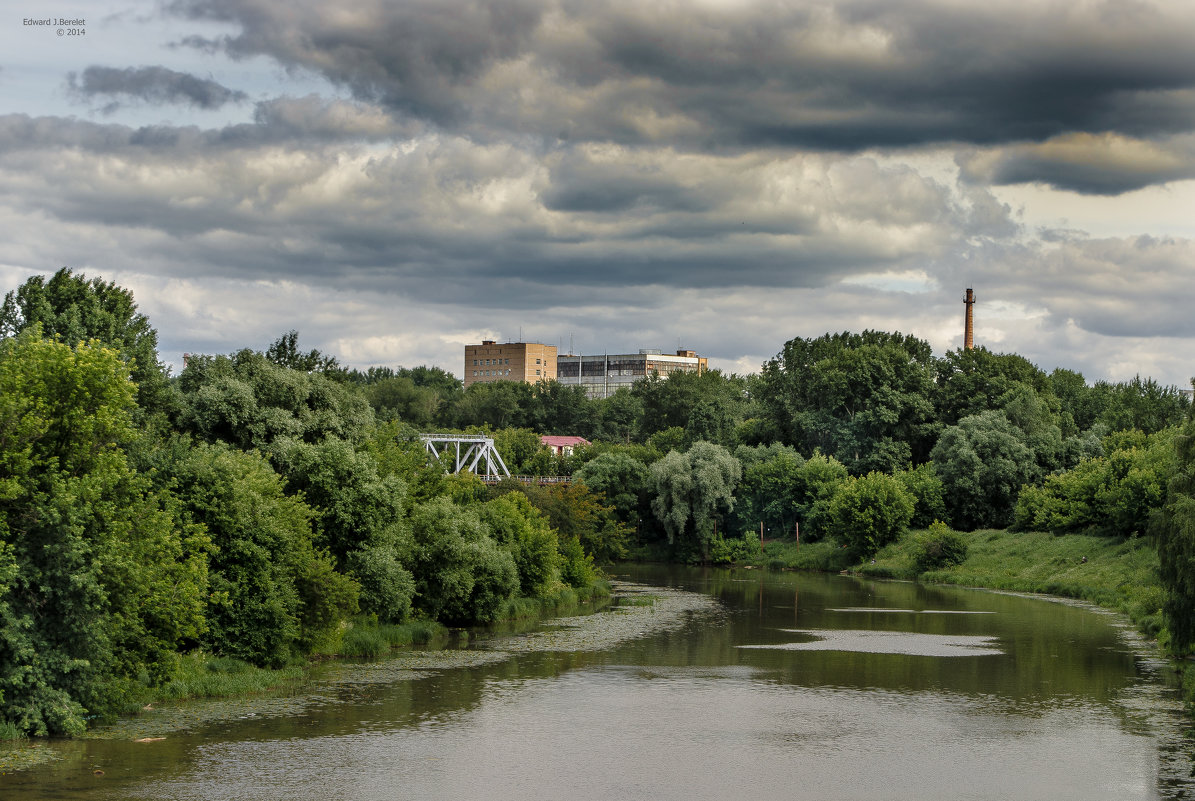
[158, 654, 307, 701]
[749, 528, 1165, 636]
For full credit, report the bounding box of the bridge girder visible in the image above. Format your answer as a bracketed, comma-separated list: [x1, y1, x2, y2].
[419, 434, 511, 480]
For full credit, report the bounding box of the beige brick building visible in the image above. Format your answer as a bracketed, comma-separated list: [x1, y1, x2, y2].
[464, 341, 557, 388]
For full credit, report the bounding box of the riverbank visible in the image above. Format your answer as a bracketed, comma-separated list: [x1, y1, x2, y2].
[0, 579, 612, 772]
[751, 528, 1164, 637]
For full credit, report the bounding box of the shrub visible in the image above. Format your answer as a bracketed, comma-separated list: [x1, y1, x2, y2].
[825, 472, 915, 558]
[911, 521, 969, 572]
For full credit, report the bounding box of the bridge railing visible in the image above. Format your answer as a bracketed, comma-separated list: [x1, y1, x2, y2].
[479, 474, 572, 485]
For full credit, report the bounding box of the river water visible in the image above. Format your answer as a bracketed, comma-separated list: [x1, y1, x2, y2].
[4, 564, 1194, 800]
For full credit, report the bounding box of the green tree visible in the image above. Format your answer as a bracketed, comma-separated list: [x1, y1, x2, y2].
[0, 331, 208, 734]
[593, 387, 643, 443]
[649, 442, 741, 559]
[825, 472, 915, 558]
[481, 493, 560, 596]
[450, 381, 532, 429]
[1014, 428, 1175, 537]
[573, 450, 651, 529]
[758, 331, 937, 472]
[0, 268, 174, 418]
[407, 498, 518, 623]
[894, 462, 948, 529]
[733, 446, 805, 539]
[179, 349, 374, 450]
[268, 437, 414, 621]
[931, 411, 1040, 530]
[166, 442, 358, 665]
[934, 347, 1052, 426]
[494, 480, 629, 565]
[265, 330, 344, 376]
[1093, 376, 1191, 434]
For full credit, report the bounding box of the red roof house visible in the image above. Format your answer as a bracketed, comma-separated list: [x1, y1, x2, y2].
[540, 435, 590, 456]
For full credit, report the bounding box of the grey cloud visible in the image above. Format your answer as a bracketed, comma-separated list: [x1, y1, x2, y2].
[0, 113, 976, 305]
[166, 0, 1195, 168]
[68, 65, 248, 110]
[958, 134, 1195, 195]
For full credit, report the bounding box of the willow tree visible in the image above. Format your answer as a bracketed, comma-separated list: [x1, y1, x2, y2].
[649, 442, 741, 559]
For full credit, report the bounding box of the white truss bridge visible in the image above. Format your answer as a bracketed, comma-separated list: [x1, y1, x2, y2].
[420, 433, 510, 479]
[418, 433, 571, 485]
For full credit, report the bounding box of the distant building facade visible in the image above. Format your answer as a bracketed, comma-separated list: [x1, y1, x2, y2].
[464, 341, 557, 388]
[557, 349, 708, 399]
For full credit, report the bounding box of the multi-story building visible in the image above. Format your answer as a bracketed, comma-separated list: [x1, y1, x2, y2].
[556, 349, 708, 399]
[464, 341, 557, 388]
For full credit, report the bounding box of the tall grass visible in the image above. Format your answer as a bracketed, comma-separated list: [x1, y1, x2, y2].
[159, 655, 306, 701]
[340, 619, 449, 659]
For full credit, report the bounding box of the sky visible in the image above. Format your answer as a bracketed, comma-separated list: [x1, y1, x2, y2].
[2, 0, 1194, 386]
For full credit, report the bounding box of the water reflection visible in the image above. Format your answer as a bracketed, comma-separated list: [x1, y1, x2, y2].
[740, 628, 1003, 656]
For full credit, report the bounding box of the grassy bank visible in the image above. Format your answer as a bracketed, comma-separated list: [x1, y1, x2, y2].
[752, 528, 1164, 636]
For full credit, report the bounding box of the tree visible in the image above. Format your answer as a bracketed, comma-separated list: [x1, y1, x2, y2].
[166, 442, 359, 665]
[179, 349, 374, 450]
[265, 330, 344, 376]
[1093, 376, 1191, 435]
[574, 450, 651, 529]
[527, 380, 597, 438]
[494, 480, 629, 565]
[1014, 427, 1175, 537]
[931, 411, 1040, 530]
[1156, 408, 1195, 655]
[450, 381, 532, 429]
[825, 472, 915, 558]
[733, 446, 805, 538]
[0, 331, 207, 734]
[649, 442, 741, 559]
[758, 331, 937, 472]
[633, 370, 748, 444]
[934, 347, 1051, 426]
[481, 493, 560, 596]
[267, 437, 414, 621]
[894, 462, 947, 529]
[407, 498, 518, 623]
[0, 268, 174, 417]
[593, 387, 643, 443]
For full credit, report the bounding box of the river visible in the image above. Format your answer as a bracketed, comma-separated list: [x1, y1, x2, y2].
[4, 564, 1194, 800]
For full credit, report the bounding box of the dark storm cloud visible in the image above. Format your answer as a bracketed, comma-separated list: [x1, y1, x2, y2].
[957, 134, 1195, 195]
[166, 0, 1195, 160]
[68, 65, 248, 110]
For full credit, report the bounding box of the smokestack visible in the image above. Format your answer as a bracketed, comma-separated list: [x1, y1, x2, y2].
[963, 288, 975, 350]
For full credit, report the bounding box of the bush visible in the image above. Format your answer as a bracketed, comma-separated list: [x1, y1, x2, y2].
[911, 521, 969, 572]
[825, 472, 915, 558]
[345, 546, 414, 622]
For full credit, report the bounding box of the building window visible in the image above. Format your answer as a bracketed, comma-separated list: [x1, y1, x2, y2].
[536, 369, 541, 375]
[536, 358, 541, 365]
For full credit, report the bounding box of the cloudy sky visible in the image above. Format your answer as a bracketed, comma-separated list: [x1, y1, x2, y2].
[2, 0, 1194, 385]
